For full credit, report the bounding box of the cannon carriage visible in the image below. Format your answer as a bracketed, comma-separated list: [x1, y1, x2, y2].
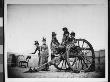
[53, 38, 95, 72]
[27, 38, 95, 73]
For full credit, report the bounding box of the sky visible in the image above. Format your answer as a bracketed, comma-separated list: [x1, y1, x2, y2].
[6, 4, 107, 54]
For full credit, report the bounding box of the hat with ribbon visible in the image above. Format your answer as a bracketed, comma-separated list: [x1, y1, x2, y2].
[34, 40, 39, 45]
[62, 27, 68, 31]
[52, 32, 56, 36]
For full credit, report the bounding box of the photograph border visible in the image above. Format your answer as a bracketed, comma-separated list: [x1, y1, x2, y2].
[4, 0, 108, 82]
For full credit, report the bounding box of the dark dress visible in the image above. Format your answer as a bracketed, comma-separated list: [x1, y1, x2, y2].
[50, 37, 60, 60]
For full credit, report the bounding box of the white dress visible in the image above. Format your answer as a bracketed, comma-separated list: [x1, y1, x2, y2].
[28, 52, 39, 68]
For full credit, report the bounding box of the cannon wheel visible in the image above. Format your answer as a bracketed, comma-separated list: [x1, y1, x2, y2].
[66, 39, 95, 72]
[54, 54, 70, 70]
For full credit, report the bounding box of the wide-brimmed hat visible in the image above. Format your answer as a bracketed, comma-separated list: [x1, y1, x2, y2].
[52, 32, 56, 36]
[70, 32, 75, 36]
[34, 40, 39, 45]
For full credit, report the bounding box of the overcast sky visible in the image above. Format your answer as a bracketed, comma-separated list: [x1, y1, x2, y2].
[6, 4, 107, 54]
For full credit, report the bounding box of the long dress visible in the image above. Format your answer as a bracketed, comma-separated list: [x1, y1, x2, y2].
[40, 44, 49, 70]
[50, 37, 60, 60]
[29, 46, 40, 68]
[28, 53, 39, 68]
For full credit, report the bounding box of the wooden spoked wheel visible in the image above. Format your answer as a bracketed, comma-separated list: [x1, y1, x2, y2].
[66, 39, 95, 72]
[54, 53, 70, 70]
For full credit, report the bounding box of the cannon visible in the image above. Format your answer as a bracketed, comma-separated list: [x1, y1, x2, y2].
[53, 39, 95, 72]
[26, 38, 95, 73]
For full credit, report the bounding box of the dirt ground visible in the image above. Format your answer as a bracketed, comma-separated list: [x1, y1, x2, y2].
[8, 66, 105, 78]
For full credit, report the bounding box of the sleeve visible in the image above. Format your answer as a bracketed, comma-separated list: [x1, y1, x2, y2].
[56, 39, 60, 45]
[50, 41, 54, 51]
[38, 46, 41, 56]
[46, 45, 49, 56]
[50, 41, 52, 50]
[33, 47, 38, 54]
[61, 35, 66, 45]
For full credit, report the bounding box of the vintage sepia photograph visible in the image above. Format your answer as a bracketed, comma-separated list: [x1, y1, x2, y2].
[5, 0, 108, 82]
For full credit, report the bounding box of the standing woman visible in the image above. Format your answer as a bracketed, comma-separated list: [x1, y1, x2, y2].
[28, 41, 40, 72]
[40, 37, 49, 71]
[32, 41, 41, 66]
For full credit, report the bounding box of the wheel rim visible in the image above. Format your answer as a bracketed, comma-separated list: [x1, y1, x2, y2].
[66, 39, 95, 72]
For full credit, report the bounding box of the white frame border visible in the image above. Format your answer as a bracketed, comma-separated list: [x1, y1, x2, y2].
[4, 0, 108, 82]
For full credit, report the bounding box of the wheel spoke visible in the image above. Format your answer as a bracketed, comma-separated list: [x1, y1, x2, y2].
[71, 58, 77, 66]
[77, 60, 80, 70]
[75, 58, 79, 69]
[84, 57, 92, 63]
[64, 60, 67, 68]
[80, 56, 88, 68]
[78, 41, 79, 46]
[81, 60, 84, 70]
[66, 39, 95, 71]
[63, 60, 68, 69]
[60, 60, 63, 68]
[82, 41, 84, 48]
[61, 60, 65, 69]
